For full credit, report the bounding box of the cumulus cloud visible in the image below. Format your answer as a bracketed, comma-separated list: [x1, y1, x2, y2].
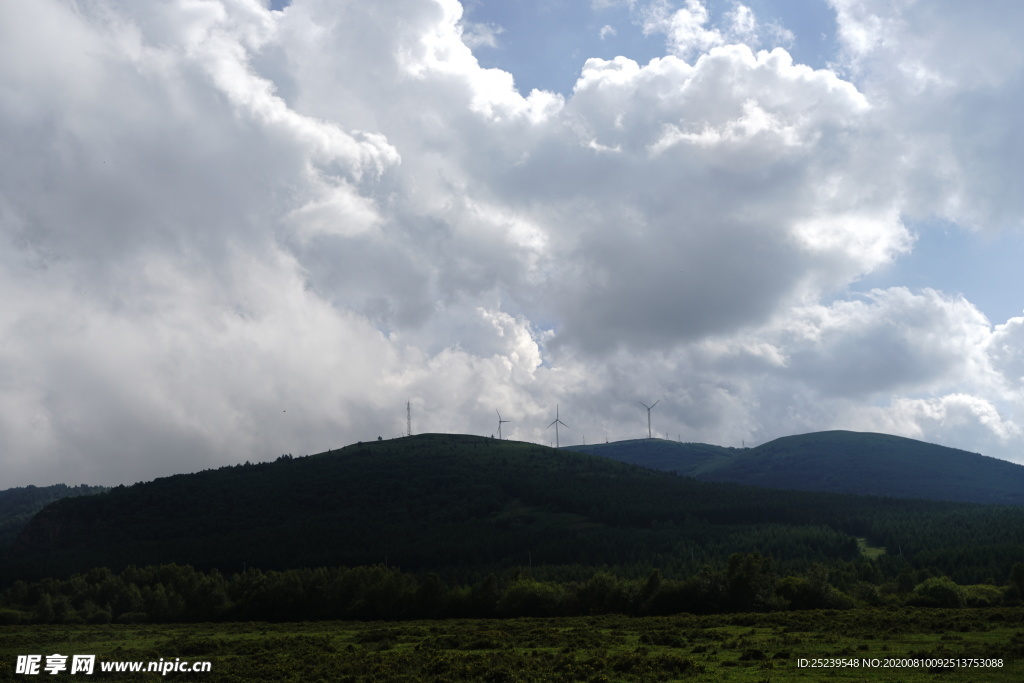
[754, 288, 993, 399]
[830, 0, 1024, 232]
[1, 0, 1023, 485]
[536, 45, 896, 352]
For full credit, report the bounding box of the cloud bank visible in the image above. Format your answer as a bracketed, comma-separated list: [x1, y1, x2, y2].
[1, 0, 1022, 485]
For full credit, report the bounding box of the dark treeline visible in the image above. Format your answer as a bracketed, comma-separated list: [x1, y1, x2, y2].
[3, 556, 1023, 625]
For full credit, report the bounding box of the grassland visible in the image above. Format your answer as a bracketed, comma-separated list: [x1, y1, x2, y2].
[2, 608, 1022, 681]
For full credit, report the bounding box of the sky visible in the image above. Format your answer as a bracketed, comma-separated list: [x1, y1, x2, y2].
[2, 0, 1024, 487]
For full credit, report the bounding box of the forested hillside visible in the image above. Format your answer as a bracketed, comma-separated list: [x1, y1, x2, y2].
[0, 484, 108, 553]
[6, 434, 1024, 589]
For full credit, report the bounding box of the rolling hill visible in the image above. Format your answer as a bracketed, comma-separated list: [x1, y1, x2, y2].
[6, 433, 1024, 587]
[567, 430, 1024, 505]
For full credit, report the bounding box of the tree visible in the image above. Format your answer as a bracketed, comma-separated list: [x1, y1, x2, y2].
[726, 553, 777, 612]
[32, 594, 54, 624]
[913, 577, 965, 608]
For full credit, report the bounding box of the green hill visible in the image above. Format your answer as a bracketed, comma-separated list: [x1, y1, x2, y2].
[700, 431, 1024, 504]
[569, 431, 1024, 505]
[7, 433, 1024, 586]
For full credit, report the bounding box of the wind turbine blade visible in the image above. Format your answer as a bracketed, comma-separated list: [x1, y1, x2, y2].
[651, 400, 659, 409]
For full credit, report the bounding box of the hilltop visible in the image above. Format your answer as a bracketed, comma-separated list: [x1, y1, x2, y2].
[566, 438, 739, 475]
[567, 430, 1024, 505]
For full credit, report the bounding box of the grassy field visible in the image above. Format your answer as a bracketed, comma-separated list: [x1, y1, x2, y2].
[855, 537, 887, 560]
[2, 608, 1023, 681]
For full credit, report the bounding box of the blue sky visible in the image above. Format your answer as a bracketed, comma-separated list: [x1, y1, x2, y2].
[2, 0, 1024, 485]
[463, 0, 839, 93]
[851, 224, 1024, 325]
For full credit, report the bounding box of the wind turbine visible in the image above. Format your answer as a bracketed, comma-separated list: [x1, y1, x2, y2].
[547, 405, 568, 449]
[496, 409, 510, 440]
[639, 400, 660, 439]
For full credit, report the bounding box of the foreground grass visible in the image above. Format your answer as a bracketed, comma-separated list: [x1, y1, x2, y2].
[1, 608, 1023, 681]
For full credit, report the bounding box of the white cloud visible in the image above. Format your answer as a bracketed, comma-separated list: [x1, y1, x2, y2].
[638, 1, 781, 60]
[461, 21, 504, 49]
[724, 3, 757, 44]
[830, 0, 1024, 232]
[544, 45, 887, 351]
[856, 395, 1024, 461]
[764, 20, 795, 50]
[988, 316, 1024, 387]
[599, 24, 617, 40]
[640, 0, 724, 60]
[775, 288, 995, 398]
